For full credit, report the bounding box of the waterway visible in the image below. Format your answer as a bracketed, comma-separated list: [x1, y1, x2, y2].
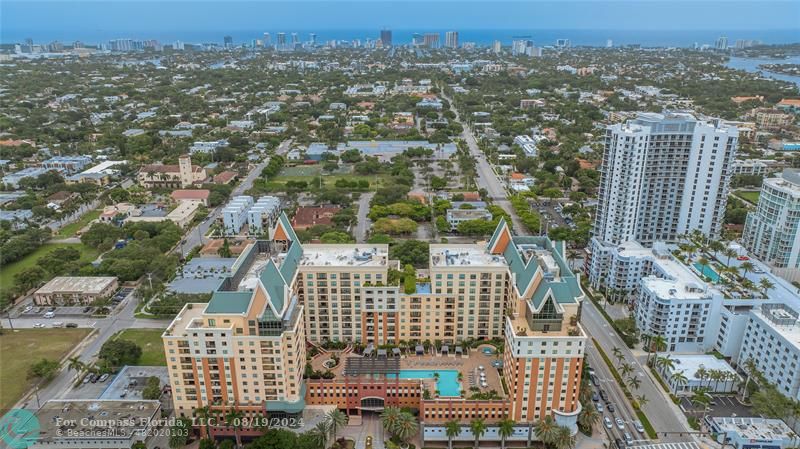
[726, 55, 800, 89]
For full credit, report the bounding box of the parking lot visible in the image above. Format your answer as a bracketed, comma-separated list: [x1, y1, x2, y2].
[13, 287, 135, 319]
[680, 394, 752, 419]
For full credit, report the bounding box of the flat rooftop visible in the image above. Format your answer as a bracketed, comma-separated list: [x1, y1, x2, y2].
[429, 244, 507, 268]
[36, 276, 117, 295]
[751, 308, 800, 351]
[666, 354, 739, 379]
[25, 399, 160, 444]
[709, 416, 793, 441]
[299, 244, 389, 268]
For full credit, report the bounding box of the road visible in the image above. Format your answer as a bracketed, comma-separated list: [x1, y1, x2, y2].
[355, 192, 374, 243]
[13, 289, 170, 411]
[442, 87, 692, 444]
[440, 90, 528, 235]
[582, 299, 691, 440]
[179, 138, 293, 257]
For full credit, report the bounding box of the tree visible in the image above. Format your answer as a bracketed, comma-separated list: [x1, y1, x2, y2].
[219, 238, 232, 258]
[394, 412, 419, 442]
[99, 339, 142, 368]
[647, 335, 668, 366]
[498, 418, 515, 449]
[741, 357, 758, 402]
[195, 405, 213, 439]
[28, 358, 60, 381]
[142, 376, 162, 400]
[552, 426, 575, 449]
[14, 266, 46, 293]
[636, 394, 649, 408]
[722, 248, 737, 267]
[389, 240, 430, 268]
[671, 371, 689, 392]
[66, 356, 85, 374]
[612, 346, 625, 366]
[326, 409, 348, 442]
[224, 408, 245, 448]
[445, 420, 461, 449]
[577, 401, 600, 431]
[534, 416, 558, 447]
[168, 417, 191, 449]
[311, 421, 331, 449]
[469, 418, 486, 449]
[759, 278, 775, 297]
[380, 407, 402, 437]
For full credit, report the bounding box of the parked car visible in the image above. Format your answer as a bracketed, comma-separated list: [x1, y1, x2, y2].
[99, 374, 110, 382]
[82, 375, 92, 384]
[607, 403, 615, 413]
[66, 323, 78, 328]
[599, 389, 609, 401]
[43, 311, 55, 319]
[33, 323, 45, 328]
[590, 374, 599, 386]
[615, 438, 625, 449]
[604, 417, 613, 429]
[591, 393, 600, 402]
[615, 417, 625, 430]
[633, 420, 645, 434]
[90, 374, 100, 383]
[737, 255, 750, 261]
[51, 322, 64, 328]
[24, 305, 33, 313]
[595, 402, 604, 412]
[83, 306, 93, 313]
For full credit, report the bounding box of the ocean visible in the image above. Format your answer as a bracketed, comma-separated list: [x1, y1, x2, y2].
[3, 29, 798, 48]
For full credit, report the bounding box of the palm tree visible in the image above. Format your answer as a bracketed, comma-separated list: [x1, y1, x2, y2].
[195, 405, 212, 439]
[740, 261, 755, 277]
[759, 278, 775, 297]
[326, 409, 348, 442]
[534, 416, 558, 447]
[612, 346, 625, 366]
[552, 426, 575, 449]
[445, 420, 461, 449]
[695, 366, 708, 389]
[619, 362, 634, 379]
[394, 412, 419, 443]
[66, 357, 85, 373]
[311, 420, 331, 449]
[656, 355, 675, 373]
[647, 335, 667, 365]
[722, 248, 737, 267]
[577, 402, 601, 431]
[636, 394, 649, 408]
[497, 418, 515, 449]
[690, 387, 712, 421]
[224, 408, 244, 448]
[671, 371, 689, 393]
[627, 375, 642, 391]
[469, 418, 487, 449]
[741, 357, 757, 401]
[380, 406, 402, 436]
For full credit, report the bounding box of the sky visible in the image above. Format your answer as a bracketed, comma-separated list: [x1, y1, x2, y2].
[1, 1, 798, 44]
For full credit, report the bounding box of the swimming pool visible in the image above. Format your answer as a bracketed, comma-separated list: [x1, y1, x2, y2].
[387, 370, 461, 396]
[693, 262, 720, 282]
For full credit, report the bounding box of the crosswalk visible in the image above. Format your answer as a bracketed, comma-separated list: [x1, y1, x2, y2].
[629, 442, 703, 449]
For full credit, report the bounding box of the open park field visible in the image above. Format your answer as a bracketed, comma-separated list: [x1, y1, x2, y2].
[112, 328, 167, 366]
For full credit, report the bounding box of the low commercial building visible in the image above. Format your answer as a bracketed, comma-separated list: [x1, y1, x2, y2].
[41, 155, 92, 174]
[8, 399, 161, 449]
[445, 208, 493, 230]
[656, 354, 740, 395]
[2, 167, 49, 188]
[291, 205, 341, 230]
[171, 189, 211, 206]
[33, 276, 118, 305]
[706, 416, 794, 449]
[126, 200, 202, 229]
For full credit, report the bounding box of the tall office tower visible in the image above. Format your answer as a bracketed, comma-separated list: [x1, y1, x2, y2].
[263, 32, 271, 47]
[291, 32, 299, 44]
[223, 35, 233, 48]
[277, 32, 286, 46]
[423, 33, 440, 49]
[173, 40, 184, 51]
[590, 112, 738, 252]
[555, 38, 570, 48]
[512, 38, 534, 56]
[380, 29, 392, 47]
[309, 33, 316, 45]
[445, 31, 459, 48]
[606, 39, 613, 48]
[412, 33, 424, 46]
[716, 36, 728, 50]
[492, 40, 502, 54]
[743, 169, 800, 281]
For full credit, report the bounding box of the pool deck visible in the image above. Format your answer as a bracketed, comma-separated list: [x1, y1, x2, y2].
[311, 344, 506, 399]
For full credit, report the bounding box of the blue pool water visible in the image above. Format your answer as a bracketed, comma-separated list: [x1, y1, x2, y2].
[693, 262, 720, 282]
[388, 370, 461, 396]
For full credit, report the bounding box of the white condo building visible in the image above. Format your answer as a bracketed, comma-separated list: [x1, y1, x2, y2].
[738, 304, 800, 401]
[592, 112, 738, 248]
[742, 169, 800, 282]
[222, 196, 254, 235]
[247, 196, 281, 235]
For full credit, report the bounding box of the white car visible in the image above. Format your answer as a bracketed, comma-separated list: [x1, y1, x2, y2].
[616, 417, 625, 430]
[624, 432, 633, 445]
[633, 420, 645, 434]
[595, 403, 604, 412]
[24, 305, 33, 313]
[33, 323, 45, 328]
[51, 322, 64, 328]
[604, 417, 613, 429]
[43, 311, 55, 319]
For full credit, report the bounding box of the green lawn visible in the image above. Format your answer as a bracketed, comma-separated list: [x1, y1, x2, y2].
[113, 328, 167, 366]
[735, 190, 760, 204]
[56, 209, 102, 238]
[0, 243, 99, 297]
[0, 328, 91, 411]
